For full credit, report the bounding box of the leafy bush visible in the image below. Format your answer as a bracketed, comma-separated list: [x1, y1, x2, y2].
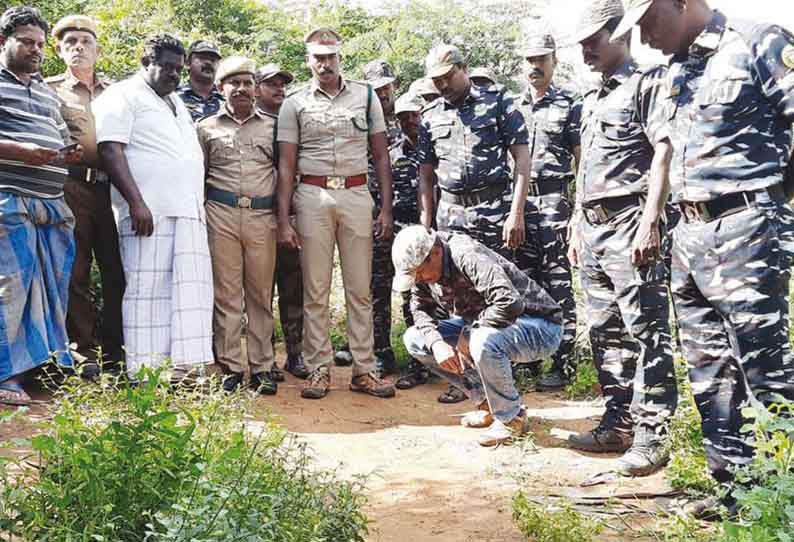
[512, 492, 603, 542]
[0, 369, 370, 541]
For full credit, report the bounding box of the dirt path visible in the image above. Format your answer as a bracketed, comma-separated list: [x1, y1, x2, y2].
[255, 367, 671, 542]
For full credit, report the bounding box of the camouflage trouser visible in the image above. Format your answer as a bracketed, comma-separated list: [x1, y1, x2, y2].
[436, 192, 511, 260]
[271, 243, 303, 357]
[579, 204, 677, 445]
[671, 196, 794, 483]
[516, 192, 576, 376]
[371, 211, 418, 355]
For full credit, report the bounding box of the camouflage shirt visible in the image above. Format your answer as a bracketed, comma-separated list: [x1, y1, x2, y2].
[389, 134, 421, 221]
[519, 85, 582, 184]
[410, 231, 561, 348]
[176, 83, 224, 122]
[663, 10, 794, 203]
[368, 116, 403, 204]
[577, 60, 668, 206]
[417, 83, 528, 194]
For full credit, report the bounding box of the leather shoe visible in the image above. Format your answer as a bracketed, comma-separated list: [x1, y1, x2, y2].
[350, 372, 395, 398]
[250, 371, 277, 395]
[375, 349, 398, 378]
[302, 366, 330, 399]
[269, 366, 285, 382]
[334, 345, 353, 367]
[286, 353, 310, 379]
[395, 359, 430, 389]
[568, 424, 632, 453]
[222, 372, 244, 393]
[536, 369, 570, 391]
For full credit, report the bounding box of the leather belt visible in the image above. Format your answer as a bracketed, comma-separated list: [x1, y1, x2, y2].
[68, 165, 108, 184]
[439, 183, 508, 207]
[679, 185, 786, 224]
[527, 179, 568, 197]
[301, 174, 367, 190]
[206, 186, 273, 210]
[583, 193, 644, 225]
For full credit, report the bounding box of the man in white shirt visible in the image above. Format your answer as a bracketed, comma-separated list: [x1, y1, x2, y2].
[94, 33, 213, 379]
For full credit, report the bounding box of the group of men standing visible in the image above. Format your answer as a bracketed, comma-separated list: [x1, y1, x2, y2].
[2, 0, 794, 519]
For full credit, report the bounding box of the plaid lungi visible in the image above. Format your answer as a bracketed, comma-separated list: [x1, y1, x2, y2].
[118, 215, 213, 377]
[0, 193, 75, 381]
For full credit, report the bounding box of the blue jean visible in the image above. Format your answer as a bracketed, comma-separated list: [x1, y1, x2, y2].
[404, 315, 562, 422]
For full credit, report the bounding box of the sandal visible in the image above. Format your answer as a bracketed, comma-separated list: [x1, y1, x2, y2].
[437, 384, 467, 404]
[0, 382, 32, 406]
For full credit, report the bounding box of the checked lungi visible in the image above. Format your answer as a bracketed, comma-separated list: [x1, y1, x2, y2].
[118, 215, 213, 378]
[0, 193, 75, 381]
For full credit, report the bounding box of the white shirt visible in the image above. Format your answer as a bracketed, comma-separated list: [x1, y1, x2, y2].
[94, 73, 205, 221]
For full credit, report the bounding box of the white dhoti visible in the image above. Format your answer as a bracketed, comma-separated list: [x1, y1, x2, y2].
[118, 215, 214, 378]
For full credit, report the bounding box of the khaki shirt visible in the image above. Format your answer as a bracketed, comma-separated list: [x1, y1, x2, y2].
[46, 70, 111, 168]
[277, 77, 386, 177]
[197, 106, 277, 198]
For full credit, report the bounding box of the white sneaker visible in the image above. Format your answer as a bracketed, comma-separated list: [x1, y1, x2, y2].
[478, 410, 529, 447]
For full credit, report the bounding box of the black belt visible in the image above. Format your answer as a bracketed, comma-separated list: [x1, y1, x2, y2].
[583, 193, 644, 225]
[206, 186, 274, 210]
[527, 179, 568, 197]
[679, 185, 786, 224]
[68, 165, 108, 184]
[439, 183, 507, 207]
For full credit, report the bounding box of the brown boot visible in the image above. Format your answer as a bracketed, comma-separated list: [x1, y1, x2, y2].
[302, 366, 330, 399]
[350, 372, 395, 398]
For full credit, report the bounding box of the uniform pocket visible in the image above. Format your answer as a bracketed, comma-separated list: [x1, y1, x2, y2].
[598, 108, 636, 142]
[697, 77, 752, 122]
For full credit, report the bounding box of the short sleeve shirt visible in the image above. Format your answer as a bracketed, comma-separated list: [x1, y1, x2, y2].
[417, 83, 529, 194]
[277, 77, 386, 177]
[663, 10, 794, 203]
[94, 74, 205, 220]
[519, 85, 581, 184]
[197, 107, 277, 199]
[577, 60, 668, 205]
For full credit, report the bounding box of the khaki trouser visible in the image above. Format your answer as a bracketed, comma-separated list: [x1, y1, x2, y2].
[293, 183, 375, 376]
[206, 200, 276, 374]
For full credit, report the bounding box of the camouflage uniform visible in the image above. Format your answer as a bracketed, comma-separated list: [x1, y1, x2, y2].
[176, 83, 224, 122]
[662, 11, 794, 482]
[576, 60, 677, 445]
[517, 85, 581, 378]
[418, 83, 528, 259]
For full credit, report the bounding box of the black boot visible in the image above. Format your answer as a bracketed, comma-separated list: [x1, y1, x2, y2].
[286, 353, 310, 379]
[395, 359, 430, 390]
[250, 372, 278, 395]
[222, 372, 244, 393]
[334, 344, 353, 367]
[375, 349, 398, 378]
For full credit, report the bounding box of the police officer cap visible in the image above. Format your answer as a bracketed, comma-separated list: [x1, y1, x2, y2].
[394, 93, 424, 115]
[363, 59, 397, 89]
[188, 40, 221, 59]
[52, 15, 98, 40]
[304, 27, 342, 55]
[519, 33, 556, 58]
[425, 44, 465, 79]
[612, 0, 654, 42]
[255, 63, 294, 84]
[469, 67, 496, 85]
[215, 56, 256, 84]
[571, 0, 625, 44]
[392, 226, 438, 292]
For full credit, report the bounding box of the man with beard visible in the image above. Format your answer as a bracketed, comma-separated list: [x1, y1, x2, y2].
[255, 63, 309, 381]
[516, 33, 582, 391]
[94, 34, 213, 380]
[47, 15, 125, 376]
[276, 28, 396, 400]
[177, 40, 223, 122]
[614, 0, 794, 517]
[0, 6, 84, 405]
[567, 0, 677, 477]
[198, 57, 280, 394]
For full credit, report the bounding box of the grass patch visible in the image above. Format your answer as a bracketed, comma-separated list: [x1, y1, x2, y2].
[512, 492, 603, 542]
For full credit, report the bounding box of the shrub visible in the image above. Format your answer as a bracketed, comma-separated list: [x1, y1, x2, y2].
[512, 492, 603, 542]
[0, 368, 370, 541]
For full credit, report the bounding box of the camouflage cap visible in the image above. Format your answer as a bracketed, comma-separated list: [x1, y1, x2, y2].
[188, 40, 221, 59]
[519, 33, 556, 58]
[52, 15, 98, 40]
[469, 66, 496, 85]
[425, 44, 464, 79]
[304, 27, 342, 55]
[363, 59, 397, 89]
[255, 63, 294, 84]
[612, 0, 654, 41]
[215, 56, 256, 84]
[394, 93, 424, 115]
[392, 225, 438, 292]
[571, 0, 625, 44]
[409, 77, 440, 99]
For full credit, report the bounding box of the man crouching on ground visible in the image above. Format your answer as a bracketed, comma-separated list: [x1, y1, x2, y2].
[395, 226, 562, 446]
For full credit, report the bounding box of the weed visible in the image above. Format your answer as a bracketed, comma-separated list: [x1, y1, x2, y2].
[512, 492, 603, 542]
[640, 513, 721, 542]
[564, 359, 598, 400]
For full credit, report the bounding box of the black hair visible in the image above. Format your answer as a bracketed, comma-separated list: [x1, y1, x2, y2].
[0, 6, 48, 38]
[142, 33, 185, 64]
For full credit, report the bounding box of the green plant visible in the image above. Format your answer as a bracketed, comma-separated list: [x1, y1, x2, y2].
[564, 358, 598, 400]
[512, 492, 603, 542]
[0, 368, 370, 541]
[640, 514, 721, 542]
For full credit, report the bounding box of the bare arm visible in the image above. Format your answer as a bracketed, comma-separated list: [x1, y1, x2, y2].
[503, 143, 530, 249]
[631, 139, 672, 267]
[370, 131, 394, 240]
[419, 163, 436, 229]
[98, 141, 152, 236]
[276, 141, 301, 250]
[573, 145, 581, 177]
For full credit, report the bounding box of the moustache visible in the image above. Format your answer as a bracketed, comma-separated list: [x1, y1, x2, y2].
[231, 91, 252, 99]
[530, 69, 544, 78]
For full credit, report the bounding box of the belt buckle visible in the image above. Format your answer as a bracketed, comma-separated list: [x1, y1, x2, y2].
[327, 176, 345, 190]
[237, 196, 252, 208]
